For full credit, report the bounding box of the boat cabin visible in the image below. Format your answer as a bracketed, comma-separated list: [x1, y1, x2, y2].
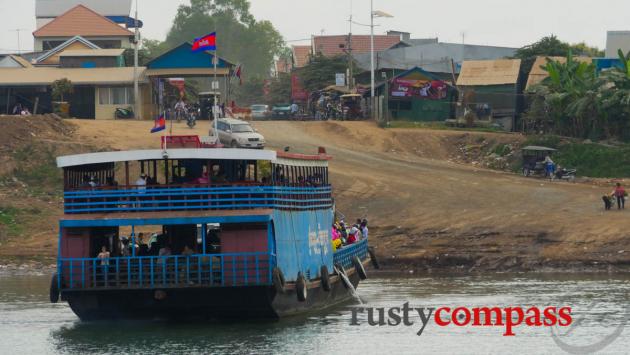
[56, 148, 334, 291]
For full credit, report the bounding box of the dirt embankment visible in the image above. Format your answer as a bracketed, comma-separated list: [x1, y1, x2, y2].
[2, 118, 630, 274]
[0, 115, 98, 265]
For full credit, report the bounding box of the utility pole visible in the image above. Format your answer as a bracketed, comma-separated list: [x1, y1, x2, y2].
[133, 0, 139, 119]
[11, 29, 26, 54]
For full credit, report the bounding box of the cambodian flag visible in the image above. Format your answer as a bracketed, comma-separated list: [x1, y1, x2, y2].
[150, 115, 166, 133]
[192, 32, 217, 52]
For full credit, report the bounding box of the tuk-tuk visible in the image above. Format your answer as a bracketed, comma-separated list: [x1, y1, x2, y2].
[340, 94, 363, 120]
[522, 146, 556, 177]
[198, 91, 221, 120]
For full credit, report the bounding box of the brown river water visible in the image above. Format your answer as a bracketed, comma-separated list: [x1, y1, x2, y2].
[1, 272, 629, 354]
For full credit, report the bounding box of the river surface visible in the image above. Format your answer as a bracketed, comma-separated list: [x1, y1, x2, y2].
[1, 272, 630, 354]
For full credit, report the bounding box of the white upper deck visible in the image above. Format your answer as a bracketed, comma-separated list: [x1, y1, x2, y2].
[56, 149, 277, 168]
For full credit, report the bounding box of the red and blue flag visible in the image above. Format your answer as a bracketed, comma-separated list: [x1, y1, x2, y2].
[192, 32, 217, 52]
[150, 115, 166, 133]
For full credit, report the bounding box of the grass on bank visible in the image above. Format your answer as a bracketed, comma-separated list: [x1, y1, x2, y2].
[524, 135, 630, 178]
[384, 120, 504, 133]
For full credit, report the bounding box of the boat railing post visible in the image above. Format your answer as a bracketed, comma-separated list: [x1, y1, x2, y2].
[116, 258, 120, 287]
[202, 224, 207, 254]
[244, 256, 248, 285]
[150, 257, 154, 288]
[255, 254, 260, 285]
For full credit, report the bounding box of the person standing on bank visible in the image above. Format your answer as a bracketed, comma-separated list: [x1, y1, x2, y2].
[613, 183, 626, 210]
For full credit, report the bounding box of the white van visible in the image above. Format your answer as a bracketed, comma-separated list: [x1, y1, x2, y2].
[215, 118, 266, 149]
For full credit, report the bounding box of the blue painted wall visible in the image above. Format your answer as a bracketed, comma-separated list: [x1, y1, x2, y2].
[272, 209, 334, 282]
[147, 43, 231, 69]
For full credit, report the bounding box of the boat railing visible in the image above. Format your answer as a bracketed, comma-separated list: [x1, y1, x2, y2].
[63, 185, 333, 214]
[333, 238, 369, 270]
[58, 252, 275, 291]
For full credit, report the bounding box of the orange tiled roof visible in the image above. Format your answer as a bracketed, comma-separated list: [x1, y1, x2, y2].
[275, 59, 291, 74]
[33, 5, 133, 37]
[292, 45, 311, 67]
[312, 35, 400, 57]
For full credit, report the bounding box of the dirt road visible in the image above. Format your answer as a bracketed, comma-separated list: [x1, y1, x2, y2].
[62, 119, 630, 272]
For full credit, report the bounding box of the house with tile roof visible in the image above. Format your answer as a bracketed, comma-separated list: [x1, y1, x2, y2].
[33, 5, 135, 51]
[292, 45, 311, 68]
[312, 34, 401, 58]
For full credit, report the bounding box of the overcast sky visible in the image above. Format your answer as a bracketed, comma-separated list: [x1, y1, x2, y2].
[1, 0, 629, 53]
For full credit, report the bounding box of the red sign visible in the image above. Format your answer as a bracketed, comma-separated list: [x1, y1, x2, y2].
[390, 78, 448, 100]
[291, 74, 309, 101]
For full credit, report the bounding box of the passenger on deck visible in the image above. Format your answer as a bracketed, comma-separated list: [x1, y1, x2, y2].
[97, 246, 110, 284]
[106, 177, 118, 187]
[137, 233, 148, 256]
[360, 219, 369, 239]
[331, 224, 342, 251]
[120, 238, 130, 256]
[159, 245, 172, 258]
[135, 174, 147, 192]
[80, 175, 91, 188]
[347, 225, 360, 244]
[182, 245, 194, 256]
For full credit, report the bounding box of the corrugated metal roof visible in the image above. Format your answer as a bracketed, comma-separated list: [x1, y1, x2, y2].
[60, 48, 125, 57]
[526, 56, 593, 89]
[33, 5, 133, 37]
[36, 0, 132, 17]
[35, 36, 100, 63]
[353, 42, 518, 74]
[456, 59, 522, 86]
[0, 67, 146, 86]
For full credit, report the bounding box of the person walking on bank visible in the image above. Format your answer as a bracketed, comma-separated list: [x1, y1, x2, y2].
[613, 183, 626, 210]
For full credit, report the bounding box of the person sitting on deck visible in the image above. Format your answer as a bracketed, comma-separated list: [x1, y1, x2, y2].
[331, 224, 342, 251]
[79, 175, 91, 188]
[158, 245, 172, 261]
[106, 177, 118, 187]
[347, 225, 360, 245]
[135, 174, 147, 191]
[120, 238, 130, 257]
[182, 245, 194, 256]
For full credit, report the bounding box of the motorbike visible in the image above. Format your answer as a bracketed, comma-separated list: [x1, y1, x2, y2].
[553, 168, 577, 182]
[187, 109, 198, 128]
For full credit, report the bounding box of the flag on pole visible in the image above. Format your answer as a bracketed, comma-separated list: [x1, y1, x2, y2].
[150, 115, 166, 133]
[232, 64, 243, 85]
[192, 32, 217, 52]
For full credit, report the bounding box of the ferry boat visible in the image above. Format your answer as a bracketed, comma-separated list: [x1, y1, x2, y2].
[49, 138, 377, 320]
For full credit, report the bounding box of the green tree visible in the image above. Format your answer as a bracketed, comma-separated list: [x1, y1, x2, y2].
[51, 78, 73, 102]
[298, 54, 349, 92]
[267, 73, 292, 105]
[164, 0, 284, 77]
[232, 76, 266, 106]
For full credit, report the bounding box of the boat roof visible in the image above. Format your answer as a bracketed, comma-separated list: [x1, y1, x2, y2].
[56, 148, 277, 168]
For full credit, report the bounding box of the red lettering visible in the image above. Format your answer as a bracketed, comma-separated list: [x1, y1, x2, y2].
[543, 307, 558, 326]
[503, 307, 525, 336]
[558, 307, 572, 326]
[525, 307, 542, 326]
[472, 307, 504, 326]
[452, 307, 471, 326]
[435, 307, 451, 326]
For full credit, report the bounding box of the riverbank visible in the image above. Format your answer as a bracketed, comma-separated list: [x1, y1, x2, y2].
[2, 117, 630, 275]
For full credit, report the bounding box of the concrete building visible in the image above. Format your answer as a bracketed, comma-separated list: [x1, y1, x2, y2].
[606, 31, 630, 58]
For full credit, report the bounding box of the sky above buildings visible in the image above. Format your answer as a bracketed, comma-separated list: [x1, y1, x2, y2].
[1, 0, 629, 53]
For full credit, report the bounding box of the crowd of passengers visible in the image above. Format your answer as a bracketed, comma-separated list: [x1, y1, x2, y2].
[331, 218, 368, 251]
[96, 230, 221, 267]
[77, 168, 326, 190]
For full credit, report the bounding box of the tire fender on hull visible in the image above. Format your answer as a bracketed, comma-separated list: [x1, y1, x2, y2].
[272, 267, 286, 294]
[320, 265, 331, 292]
[296, 272, 307, 302]
[50, 273, 60, 303]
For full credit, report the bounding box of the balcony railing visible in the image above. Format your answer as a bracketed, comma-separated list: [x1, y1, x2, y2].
[59, 252, 274, 291]
[333, 238, 369, 270]
[63, 185, 333, 214]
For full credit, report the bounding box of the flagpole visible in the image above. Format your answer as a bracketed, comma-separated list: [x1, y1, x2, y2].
[213, 42, 219, 145]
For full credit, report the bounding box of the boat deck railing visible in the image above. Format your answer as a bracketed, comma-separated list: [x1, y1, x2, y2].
[58, 252, 274, 291]
[63, 185, 333, 214]
[333, 238, 369, 270]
